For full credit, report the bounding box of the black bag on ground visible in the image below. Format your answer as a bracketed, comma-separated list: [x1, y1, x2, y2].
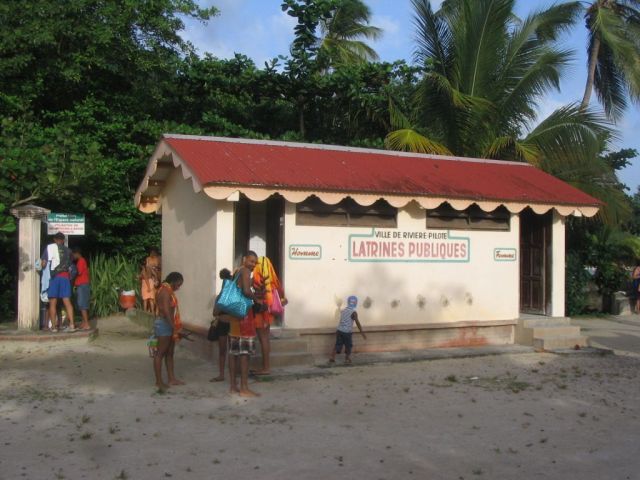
[207, 318, 219, 342]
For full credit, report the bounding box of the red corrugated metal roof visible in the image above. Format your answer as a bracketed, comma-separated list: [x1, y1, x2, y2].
[158, 135, 600, 207]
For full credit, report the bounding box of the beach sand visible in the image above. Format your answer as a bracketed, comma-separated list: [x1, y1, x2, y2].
[1, 315, 639, 480]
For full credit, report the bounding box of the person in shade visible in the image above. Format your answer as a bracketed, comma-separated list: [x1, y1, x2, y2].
[72, 247, 91, 330]
[141, 247, 161, 313]
[632, 261, 640, 314]
[153, 272, 185, 391]
[250, 256, 287, 375]
[329, 295, 366, 365]
[41, 232, 75, 332]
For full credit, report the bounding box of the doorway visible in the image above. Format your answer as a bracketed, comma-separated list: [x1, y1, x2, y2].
[233, 193, 285, 287]
[520, 208, 552, 315]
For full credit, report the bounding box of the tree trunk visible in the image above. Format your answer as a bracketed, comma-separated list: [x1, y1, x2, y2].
[581, 35, 601, 109]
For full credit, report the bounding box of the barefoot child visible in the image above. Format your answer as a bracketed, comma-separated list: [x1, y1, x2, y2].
[329, 296, 366, 364]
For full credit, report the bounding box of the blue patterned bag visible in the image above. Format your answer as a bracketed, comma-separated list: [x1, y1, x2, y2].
[216, 272, 253, 318]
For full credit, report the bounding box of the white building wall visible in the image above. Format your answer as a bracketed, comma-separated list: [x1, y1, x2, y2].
[161, 172, 218, 326]
[283, 201, 521, 329]
[550, 211, 566, 317]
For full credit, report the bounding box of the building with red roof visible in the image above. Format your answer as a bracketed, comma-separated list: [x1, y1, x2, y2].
[136, 134, 598, 354]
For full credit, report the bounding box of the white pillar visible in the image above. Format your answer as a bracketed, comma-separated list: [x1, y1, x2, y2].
[10, 205, 50, 330]
[550, 211, 566, 317]
[214, 201, 236, 295]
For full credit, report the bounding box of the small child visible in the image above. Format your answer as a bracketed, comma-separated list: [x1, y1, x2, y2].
[329, 295, 366, 365]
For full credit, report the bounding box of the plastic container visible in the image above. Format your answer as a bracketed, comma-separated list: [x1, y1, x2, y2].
[119, 290, 136, 310]
[147, 335, 158, 357]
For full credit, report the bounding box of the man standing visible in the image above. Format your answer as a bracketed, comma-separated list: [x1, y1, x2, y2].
[72, 247, 91, 330]
[41, 232, 75, 332]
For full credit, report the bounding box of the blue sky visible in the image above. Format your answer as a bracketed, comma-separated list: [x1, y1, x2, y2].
[182, 0, 639, 191]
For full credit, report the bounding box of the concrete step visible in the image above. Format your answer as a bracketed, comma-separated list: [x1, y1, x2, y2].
[520, 317, 571, 328]
[531, 326, 582, 338]
[269, 338, 310, 353]
[269, 328, 300, 339]
[250, 351, 315, 368]
[533, 335, 588, 351]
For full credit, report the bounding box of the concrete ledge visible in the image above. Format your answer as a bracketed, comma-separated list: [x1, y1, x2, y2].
[302, 322, 515, 355]
[0, 328, 99, 342]
[297, 319, 517, 335]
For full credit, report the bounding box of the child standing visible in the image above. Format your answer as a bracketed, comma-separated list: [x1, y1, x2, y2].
[72, 247, 91, 330]
[329, 296, 366, 365]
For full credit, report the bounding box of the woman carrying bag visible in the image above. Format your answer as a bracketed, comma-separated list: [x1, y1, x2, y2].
[216, 251, 260, 397]
[251, 256, 286, 375]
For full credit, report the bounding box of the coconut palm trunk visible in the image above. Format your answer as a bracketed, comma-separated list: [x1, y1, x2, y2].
[581, 35, 601, 108]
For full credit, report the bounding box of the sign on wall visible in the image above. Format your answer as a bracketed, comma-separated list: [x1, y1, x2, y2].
[349, 229, 470, 263]
[494, 248, 517, 262]
[47, 213, 85, 236]
[289, 244, 322, 260]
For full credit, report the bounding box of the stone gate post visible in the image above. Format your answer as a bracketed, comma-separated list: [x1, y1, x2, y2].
[10, 205, 50, 330]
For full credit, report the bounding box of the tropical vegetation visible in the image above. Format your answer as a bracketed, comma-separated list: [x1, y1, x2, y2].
[580, 0, 640, 120]
[0, 0, 638, 320]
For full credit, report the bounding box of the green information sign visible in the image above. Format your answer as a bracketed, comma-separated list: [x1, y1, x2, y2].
[47, 213, 85, 235]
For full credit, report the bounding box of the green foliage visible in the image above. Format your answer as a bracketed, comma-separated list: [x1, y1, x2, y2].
[602, 147, 638, 172]
[281, 0, 383, 136]
[568, 220, 637, 311]
[90, 253, 141, 318]
[565, 251, 591, 316]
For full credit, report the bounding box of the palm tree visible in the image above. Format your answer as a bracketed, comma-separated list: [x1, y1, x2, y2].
[386, 0, 628, 223]
[580, 0, 640, 120]
[317, 0, 382, 69]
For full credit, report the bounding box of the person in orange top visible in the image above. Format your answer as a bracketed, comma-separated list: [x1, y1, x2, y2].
[72, 247, 91, 330]
[251, 256, 287, 375]
[153, 272, 185, 391]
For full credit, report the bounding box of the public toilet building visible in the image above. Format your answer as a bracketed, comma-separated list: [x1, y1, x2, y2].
[135, 134, 600, 353]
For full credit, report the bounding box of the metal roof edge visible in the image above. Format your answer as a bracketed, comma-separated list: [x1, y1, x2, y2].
[161, 133, 531, 167]
[201, 181, 602, 208]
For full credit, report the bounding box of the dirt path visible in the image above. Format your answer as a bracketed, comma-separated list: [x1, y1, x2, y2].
[1, 316, 639, 480]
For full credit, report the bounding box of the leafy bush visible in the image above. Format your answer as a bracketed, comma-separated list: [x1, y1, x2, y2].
[90, 253, 140, 318]
[565, 252, 591, 316]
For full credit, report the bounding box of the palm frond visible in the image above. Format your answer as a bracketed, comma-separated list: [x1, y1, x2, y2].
[531, 1, 581, 41]
[455, 0, 514, 97]
[318, 0, 382, 67]
[412, 0, 452, 74]
[385, 128, 452, 155]
[588, 2, 640, 119]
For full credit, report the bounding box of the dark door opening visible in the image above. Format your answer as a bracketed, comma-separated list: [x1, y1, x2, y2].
[233, 194, 285, 323]
[520, 209, 552, 315]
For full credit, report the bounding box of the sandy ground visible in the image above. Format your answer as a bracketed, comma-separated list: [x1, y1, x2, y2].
[1, 316, 640, 480]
